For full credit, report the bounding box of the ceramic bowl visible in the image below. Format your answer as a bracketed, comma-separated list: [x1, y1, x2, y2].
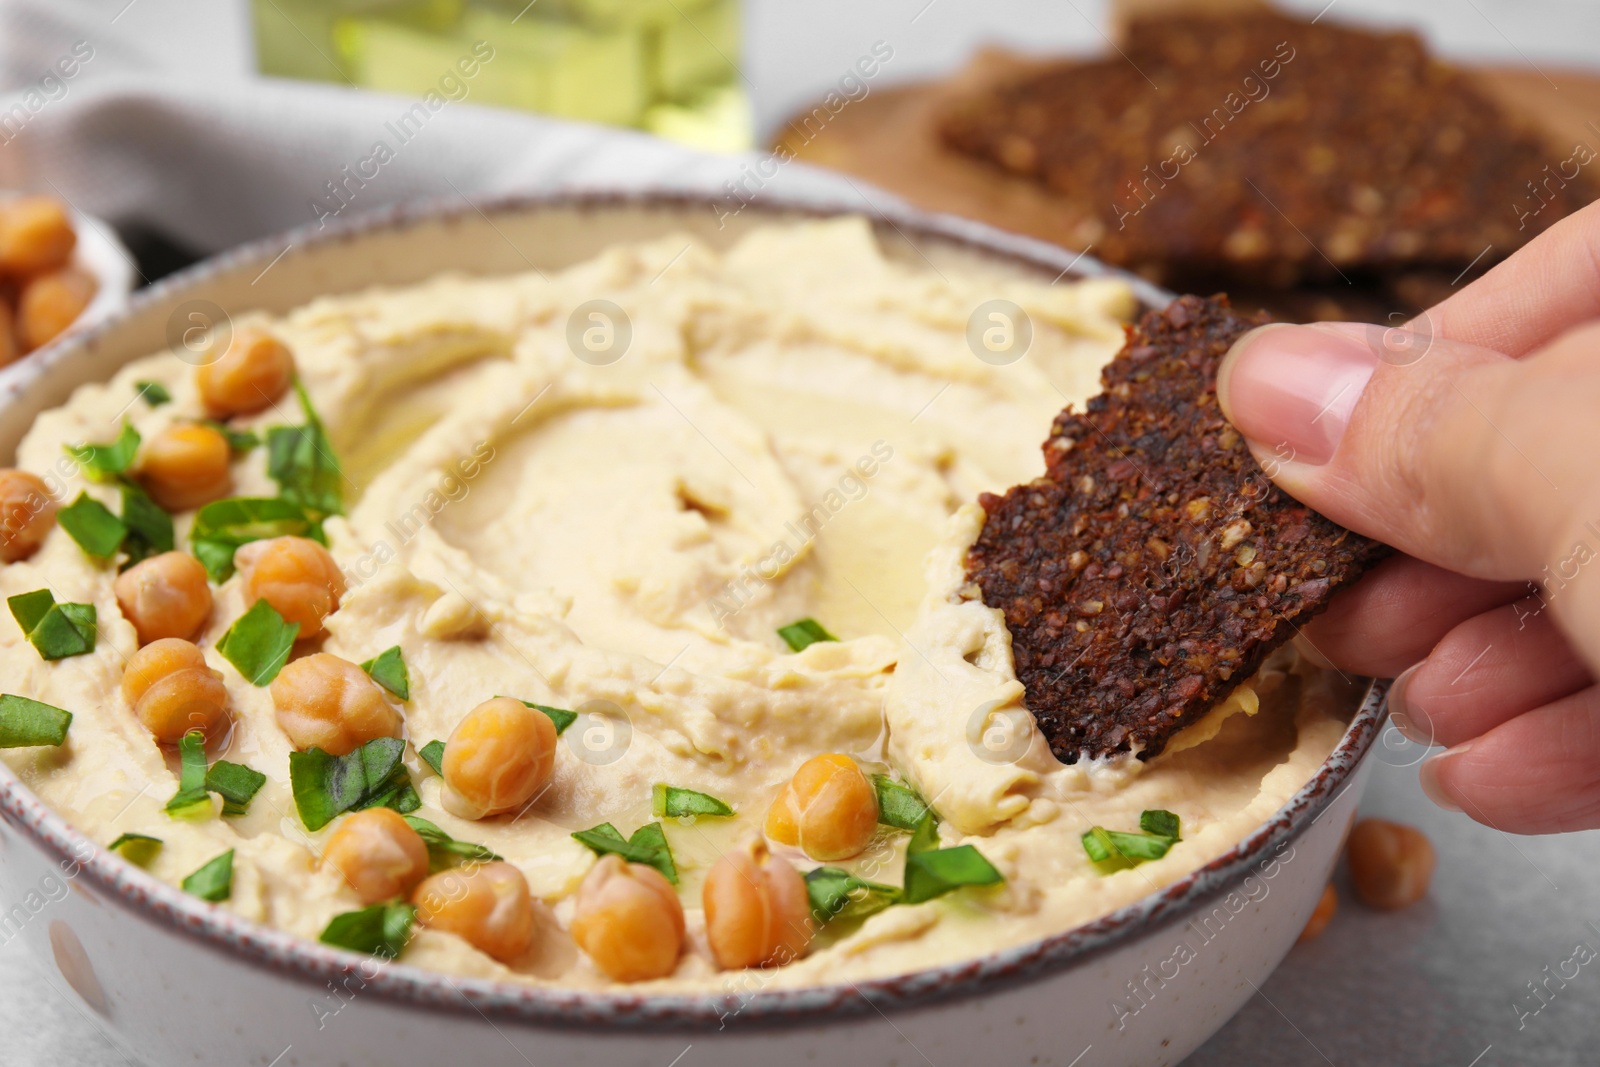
[0, 193, 1384, 1067]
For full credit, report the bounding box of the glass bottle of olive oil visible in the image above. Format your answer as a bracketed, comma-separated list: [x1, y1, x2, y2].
[252, 0, 749, 150]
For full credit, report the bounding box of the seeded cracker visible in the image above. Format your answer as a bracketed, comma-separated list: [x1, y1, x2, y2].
[965, 295, 1389, 763]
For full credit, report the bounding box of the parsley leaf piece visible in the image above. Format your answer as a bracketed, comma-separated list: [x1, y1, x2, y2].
[360, 646, 409, 700]
[164, 730, 213, 819]
[872, 774, 931, 832]
[217, 600, 299, 686]
[119, 483, 174, 566]
[0, 693, 72, 747]
[805, 867, 901, 926]
[8, 590, 96, 660]
[266, 381, 344, 517]
[206, 760, 267, 816]
[403, 815, 502, 871]
[1140, 809, 1181, 841]
[202, 421, 260, 454]
[189, 496, 319, 582]
[496, 696, 576, 736]
[135, 381, 172, 406]
[418, 740, 445, 776]
[320, 901, 416, 959]
[777, 617, 837, 652]
[289, 737, 414, 832]
[182, 849, 234, 902]
[1080, 810, 1182, 872]
[900, 814, 1004, 905]
[57, 492, 126, 558]
[66, 423, 140, 482]
[651, 784, 734, 819]
[108, 832, 162, 867]
[571, 820, 678, 884]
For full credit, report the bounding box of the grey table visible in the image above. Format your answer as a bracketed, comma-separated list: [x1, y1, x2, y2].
[6, 731, 1592, 1067]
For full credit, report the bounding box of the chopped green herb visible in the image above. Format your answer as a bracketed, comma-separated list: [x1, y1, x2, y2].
[108, 832, 162, 867]
[289, 737, 417, 832]
[777, 617, 837, 652]
[403, 816, 501, 871]
[360, 646, 409, 700]
[266, 381, 344, 517]
[135, 381, 172, 407]
[182, 849, 234, 902]
[206, 760, 267, 816]
[497, 696, 576, 735]
[8, 589, 96, 660]
[416, 742, 448, 777]
[651, 784, 734, 819]
[0, 694, 72, 748]
[805, 867, 900, 926]
[872, 774, 931, 832]
[119, 483, 174, 566]
[320, 901, 416, 959]
[66, 423, 140, 482]
[201, 421, 260, 454]
[217, 600, 299, 686]
[188, 496, 320, 582]
[900, 814, 1004, 905]
[571, 821, 678, 884]
[1140, 809, 1181, 840]
[418, 740, 445, 776]
[1081, 810, 1182, 871]
[56, 492, 126, 558]
[164, 730, 213, 819]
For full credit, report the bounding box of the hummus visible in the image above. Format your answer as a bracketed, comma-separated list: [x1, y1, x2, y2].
[0, 218, 1354, 991]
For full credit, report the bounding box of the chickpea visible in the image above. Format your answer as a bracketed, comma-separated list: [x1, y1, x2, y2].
[1298, 883, 1337, 944]
[137, 424, 232, 512]
[235, 536, 344, 638]
[114, 551, 213, 645]
[413, 860, 535, 963]
[703, 835, 812, 970]
[570, 854, 685, 983]
[0, 197, 75, 277]
[269, 652, 401, 755]
[764, 753, 879, 862]
[441, 697, 557, 821]
[120, 638, 228, 743]
[17, 266, 96, 351]
[195, 327, 294, 418]
[1347, 819, 1435, 911]
[0, 469, 57, 563]
[0, 300, 18, 368]
[322, 808, 430, 905]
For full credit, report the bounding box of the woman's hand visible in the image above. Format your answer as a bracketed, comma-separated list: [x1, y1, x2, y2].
[1215, 200, 1600, 834]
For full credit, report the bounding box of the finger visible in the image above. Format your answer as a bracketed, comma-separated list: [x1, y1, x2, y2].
[1215, 321, 1583, 583]
[1295, 554, 1525, 678]
[1426, 198, 1600, 357]
[1390, 598, 1593, 749]
[1419, 686, 1600, 834]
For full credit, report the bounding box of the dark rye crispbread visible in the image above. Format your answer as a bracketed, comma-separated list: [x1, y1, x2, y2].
[939, 11, 1597, 289]
[966, 295, 1389, 763]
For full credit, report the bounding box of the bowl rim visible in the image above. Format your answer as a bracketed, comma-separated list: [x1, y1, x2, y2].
[0, 189, 1385, 1032]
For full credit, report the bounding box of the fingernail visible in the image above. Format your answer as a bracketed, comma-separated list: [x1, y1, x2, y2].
[1215, 323, 1378, 466]
[1387, 664, 1434, 745]
[1418, 745, 1468, 813]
